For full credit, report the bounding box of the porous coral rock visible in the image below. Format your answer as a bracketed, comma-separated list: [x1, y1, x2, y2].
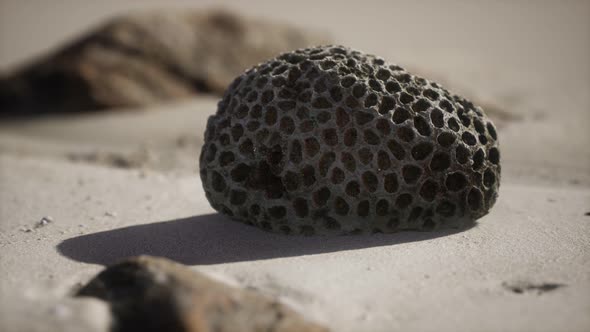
[200, 45, 500, 235]
[77, 256, 328, 332]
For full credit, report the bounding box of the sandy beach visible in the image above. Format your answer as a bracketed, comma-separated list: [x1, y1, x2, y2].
[1, 1, 589, 331]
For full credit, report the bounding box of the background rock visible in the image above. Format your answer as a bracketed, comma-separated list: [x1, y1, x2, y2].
[0, 9, 329, 115]
[77, 256, 328, 332]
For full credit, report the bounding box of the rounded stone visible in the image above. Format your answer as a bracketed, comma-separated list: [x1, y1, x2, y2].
[200, 45, 501, 235]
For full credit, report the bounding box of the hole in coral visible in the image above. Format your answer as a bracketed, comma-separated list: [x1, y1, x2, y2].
[357, 200, 370, 217]
[319, 152, 336, 176]
[402, 165, 422, 184]
[344, 128, 358, 146]
[355, 111, 374, 125]
[301, 165, 316, 187]
[312, 97, 332, 109]
[468, 188, 483, 211]
[218, 151, 235, 166]
[440, 99, 454, 113]
[280, 117, 295, 134]
[412, 98, 431, 112]
[334, 197, 350, 215]
[448, 118, 460, 132]
[430, 152, 451, 172]
[472, 148, 485, 170]
[336, 108, 350, 128]
[282, 171, 301, 191]
[364, 130, 380, 145]
[456, 145, 470, 164]
[205, 144, 217, 162]
[392, 107, 411, 124]
[376, 118, 391, 135]
[293, 198, 309, 217]
[323, 128, 339, 146]
[268, 206, 287, 219]
[365, 93, 378, 107]
[331, 167, 345, 184]
[304, 137, 320, 157]
[313, 187, 331, 206]
[352, 84, 367, 98]
[487, 122, 498, 140]
[231, 124, 244, 142]
[474, 119, 485, 134]
[483, 169, 496, 187]
[211, 171, 226, 192]
[430, 108, 445, 128]
[446, 172, 468, 191]
[436, 200, 456, 217]
[358, 148, 373, 164]
[265, 106, 277, 125]
[329, 86, 343, 102]
[341, 152, 357, 172]
[411, 142, 434, 160]
[377, 151, 391, 170]
[289, 140, 302, 164]
[408, 207, 423, 223]
[437, 132, 456, 147]
[384, 173, 399, 193]
[385, 81, 401, 93]
[362, 171, 379, 192]
[379, 96, 396, 115]
[419, 180, 438, 202]
[300, 225, 315, 236]
[395, 194, 413, 209]
[239, 139, 254, 157]
[387, 140, 406, 160]
[341, 76, 356, 88]
[423, 89, 439, 101]
[346, 181, 360, 197]
[249, 204, 260, 216]
[400, 92, 415, 104]
[299, 120, 315, 133]
[462, 132, 477, 146]
[376, 69, 391, 81]
[376, 199, 389, 216]
[278, 100, 296, 111]
[488, 147, 500, 164]
[397, 126, 415, 142]
[317, 112, 332, 124]
[230, 163, 251, 182]
[229, 190, 247, 205]
[414, 116, 432, 136]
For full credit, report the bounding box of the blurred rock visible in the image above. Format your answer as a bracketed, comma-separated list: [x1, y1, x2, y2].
[77, 256, 328, 332]
[0, 292, 111, 332]
[0, 9, 329, 115]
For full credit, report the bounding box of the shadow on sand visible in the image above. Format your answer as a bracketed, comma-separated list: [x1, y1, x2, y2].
[57, 213, 474, 265]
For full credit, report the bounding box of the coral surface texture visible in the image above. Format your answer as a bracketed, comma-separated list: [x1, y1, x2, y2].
[200, 45, 500, 235]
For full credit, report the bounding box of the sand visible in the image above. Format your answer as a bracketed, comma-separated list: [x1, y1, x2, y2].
[1, 1, 589, 331]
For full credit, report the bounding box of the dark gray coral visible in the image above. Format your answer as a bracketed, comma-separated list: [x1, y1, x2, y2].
[200, 45, 500, 235]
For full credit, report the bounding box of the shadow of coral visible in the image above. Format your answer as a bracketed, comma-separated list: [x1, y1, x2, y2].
[57, 213, 474, 265]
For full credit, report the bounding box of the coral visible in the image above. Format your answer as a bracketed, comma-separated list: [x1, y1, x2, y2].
[200, 45, 500, 235]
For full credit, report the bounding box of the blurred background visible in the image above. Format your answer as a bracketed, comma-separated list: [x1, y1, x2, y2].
[0, 0, 588, 184]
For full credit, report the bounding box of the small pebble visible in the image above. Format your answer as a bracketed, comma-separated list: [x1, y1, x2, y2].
[105, 211, 117, 218]
[35, 216, 53, 228]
